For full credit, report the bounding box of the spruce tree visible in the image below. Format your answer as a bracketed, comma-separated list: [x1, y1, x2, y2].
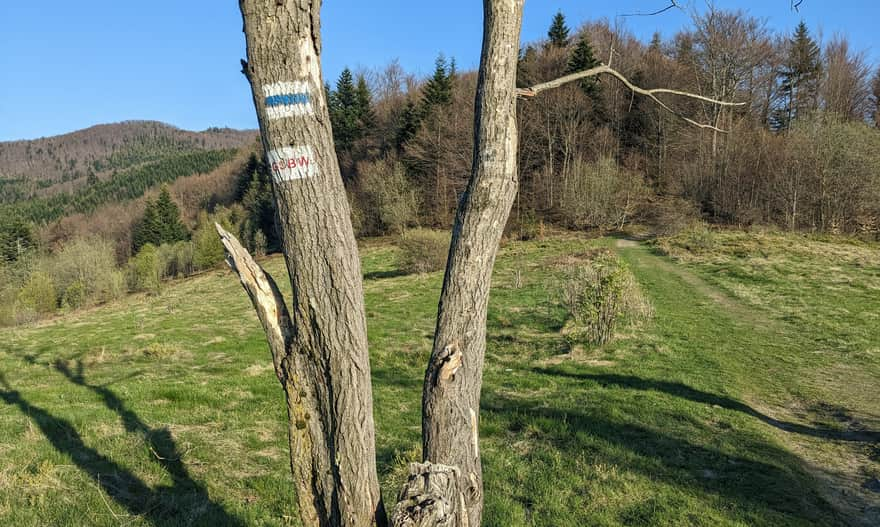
[422, 55, 454, 110]
[548, 11, 570, 48]
[329, 68, 361, 152]
[776, 21, 822, 130]
[567, 33, 601, 97]
[354, 74, 375, 130]
[154, 185, 188, 244]
[0, 215, 35, 262]
[395, 100, 422, 150]
[133, 199, 160, 251]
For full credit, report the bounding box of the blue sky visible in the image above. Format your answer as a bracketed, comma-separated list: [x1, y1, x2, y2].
[1, 1, 877, 141]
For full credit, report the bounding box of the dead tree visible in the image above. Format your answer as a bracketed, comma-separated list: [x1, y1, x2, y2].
[228, 1, 742, 526]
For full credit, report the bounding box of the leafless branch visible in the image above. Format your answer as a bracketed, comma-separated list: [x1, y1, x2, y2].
[620, 1, 680, 18]
[517, 64, 746, 133]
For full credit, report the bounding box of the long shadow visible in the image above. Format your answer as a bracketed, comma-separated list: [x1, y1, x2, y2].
[0, 366, 245, 526]
[534, 368, 880, 443]
[364, 269, 409, 280]
[480, 390, 846, 526]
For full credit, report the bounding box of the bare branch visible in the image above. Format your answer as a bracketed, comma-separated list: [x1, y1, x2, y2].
[620, 1, 680, 18]
[215, 223, 292, 382]
[517, 64, 746, 133]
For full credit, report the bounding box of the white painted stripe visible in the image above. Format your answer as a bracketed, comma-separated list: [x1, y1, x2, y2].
[262, 80, 314, 120]
[267, 146, 318, 181]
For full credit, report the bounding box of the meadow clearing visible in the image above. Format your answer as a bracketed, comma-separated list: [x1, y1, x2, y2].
[0, 229, 877, 526]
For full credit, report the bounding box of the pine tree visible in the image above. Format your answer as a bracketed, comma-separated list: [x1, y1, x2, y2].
[133, 186, 187, 251]
[329, 68, 361, 152]
[0, 215, 35, 262]
[132, 199, 160, 251]
[154, 185, 188, 243]
[775, 22, 822, 130]
[395, 100, 422, 150]
[547, 11, 570, 48]
[242, 169, 279, 252]
[422, 55, 454, 110]
[567, 33, 601, 97]
[355, 75, 375, 130]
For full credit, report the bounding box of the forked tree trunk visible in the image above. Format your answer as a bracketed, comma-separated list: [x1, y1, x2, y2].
[232, 3, 734, 527]
[421, 2, 525, 527]
[237, 1, 384, 526]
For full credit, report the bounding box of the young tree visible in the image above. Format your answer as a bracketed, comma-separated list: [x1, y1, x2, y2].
[567, 33, 602, 97]
[547, 10, 570, 48]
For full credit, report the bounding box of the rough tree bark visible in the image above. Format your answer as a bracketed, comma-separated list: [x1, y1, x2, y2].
[235, 1, 384, 526]
[230, 2, 744, 526]
[421, 2, 524, 527]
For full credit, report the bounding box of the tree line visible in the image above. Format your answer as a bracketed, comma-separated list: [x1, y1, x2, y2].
[325, 10, 880, 238]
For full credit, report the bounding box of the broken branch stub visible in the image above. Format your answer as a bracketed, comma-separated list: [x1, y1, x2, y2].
[391, 463, 466, 527]
[215, 222, 291, 382]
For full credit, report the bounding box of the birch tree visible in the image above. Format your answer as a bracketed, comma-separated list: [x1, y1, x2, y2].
[227, 2, 744, 526]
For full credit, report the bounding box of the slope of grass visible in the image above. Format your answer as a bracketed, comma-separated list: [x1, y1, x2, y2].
[0, 231, 876, 526]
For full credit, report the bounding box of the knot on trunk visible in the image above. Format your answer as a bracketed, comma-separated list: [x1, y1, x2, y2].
[434, 343, 462, 386]
[391, 462, 466, 527]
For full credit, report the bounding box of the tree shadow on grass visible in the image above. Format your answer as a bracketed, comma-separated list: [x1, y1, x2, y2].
[0, 364, 245, 526]
[480, 388, 846, 526]
[533, 368, 880, 443]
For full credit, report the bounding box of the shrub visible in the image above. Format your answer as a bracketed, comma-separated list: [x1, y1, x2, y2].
[158, 241, 196, 279]
[397, 229, 449, 274]
[50, 236, 124, 306]
[643, 196, 702, 237]
[193, 212, 228, 270]
[561, 250, 652, 346]
[679, 223, 717, 254]
[127, 244, 162, 294]
[358, 157, 420, 235]
[17, 271, 57, 315]
[558, 157, 650, 230]
[62, 280, 87, 309]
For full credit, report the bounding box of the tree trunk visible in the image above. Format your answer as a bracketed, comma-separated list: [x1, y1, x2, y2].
[238, 2, 384, 526]
[421, 2, 524, 526]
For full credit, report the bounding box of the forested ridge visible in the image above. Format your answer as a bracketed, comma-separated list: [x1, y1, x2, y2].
[0, 149, 237, 225]
[1, 9, 880, 326]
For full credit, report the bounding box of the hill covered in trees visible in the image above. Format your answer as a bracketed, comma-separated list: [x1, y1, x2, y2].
[0, 121, 256, 203]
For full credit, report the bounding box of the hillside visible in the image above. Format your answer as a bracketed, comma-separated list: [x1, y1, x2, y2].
[0, 231, 877, 526]
[0, 121, 257, 204]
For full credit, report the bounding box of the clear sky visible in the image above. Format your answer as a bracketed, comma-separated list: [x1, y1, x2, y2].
[1, 1, 877, 141]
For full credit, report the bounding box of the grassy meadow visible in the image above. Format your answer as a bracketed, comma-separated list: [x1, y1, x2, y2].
[0, 229, 878, 526]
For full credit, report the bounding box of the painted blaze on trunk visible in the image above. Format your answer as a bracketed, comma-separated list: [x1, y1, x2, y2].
[238, 1, 384, 526]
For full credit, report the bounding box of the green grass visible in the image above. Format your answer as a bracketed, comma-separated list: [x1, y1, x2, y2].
[0, 230, 877, 526]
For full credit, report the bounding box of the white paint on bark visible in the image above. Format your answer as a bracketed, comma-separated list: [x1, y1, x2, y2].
[263, 81, 314, 120]
[267, 146, 318, 182]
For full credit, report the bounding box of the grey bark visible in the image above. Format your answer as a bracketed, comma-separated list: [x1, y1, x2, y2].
[237, 1, 384, 526]
[421, 2, 525, 527]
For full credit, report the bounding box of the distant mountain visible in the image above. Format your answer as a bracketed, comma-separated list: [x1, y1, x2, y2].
[0, 121, 257, 187]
